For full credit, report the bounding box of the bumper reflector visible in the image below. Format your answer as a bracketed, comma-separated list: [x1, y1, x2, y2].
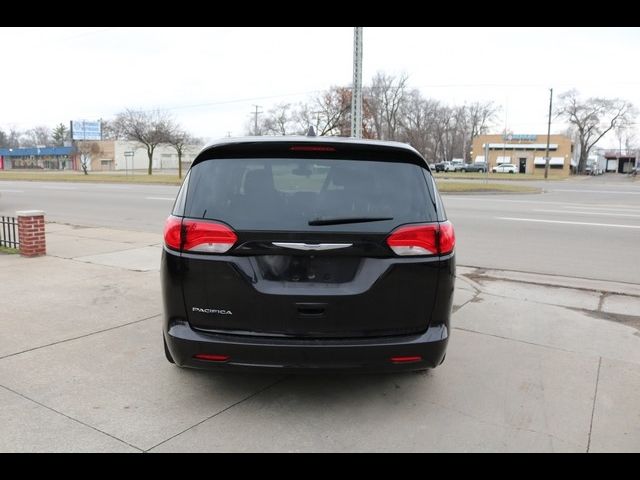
[194, 354, 230, 362]
[390, 355, 422, 364]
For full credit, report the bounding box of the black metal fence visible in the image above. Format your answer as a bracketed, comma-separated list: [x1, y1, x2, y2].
[0, 216, 19, 249]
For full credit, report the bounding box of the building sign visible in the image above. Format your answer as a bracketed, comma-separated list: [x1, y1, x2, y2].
[71, 120, 101, 141]
[503, 134, 537, 142]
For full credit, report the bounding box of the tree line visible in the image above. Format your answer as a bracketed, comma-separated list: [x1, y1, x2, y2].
[248, 73, 638, 173]
[2, 72, 637, 176]
[248, 72, 500, 164]
[0, 112, 197, 178]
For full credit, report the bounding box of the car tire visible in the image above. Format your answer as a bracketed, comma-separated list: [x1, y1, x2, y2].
[163, 336, 175, 364]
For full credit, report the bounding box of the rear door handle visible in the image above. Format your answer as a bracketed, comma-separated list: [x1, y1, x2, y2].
[273, 242, 352, 251]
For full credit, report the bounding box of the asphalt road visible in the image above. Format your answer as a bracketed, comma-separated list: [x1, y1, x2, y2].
[1, 175, 639, 283]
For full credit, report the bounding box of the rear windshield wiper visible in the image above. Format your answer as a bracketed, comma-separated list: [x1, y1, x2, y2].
[308, 216, 393, 226]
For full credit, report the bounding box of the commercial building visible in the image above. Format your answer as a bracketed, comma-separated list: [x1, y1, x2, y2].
[471, 134, 574, 176]
[602, 150, 638, 173]
[0, 147, 73, 170]
[0, 141, 203, 172]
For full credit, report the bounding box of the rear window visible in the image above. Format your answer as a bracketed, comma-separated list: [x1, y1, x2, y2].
[184, 158, 436, 232]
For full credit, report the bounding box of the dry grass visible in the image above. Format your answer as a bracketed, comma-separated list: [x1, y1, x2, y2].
[433, 171, 566, 181]
[436, 181, 541, 194]
[0, 171, 183, 185]
[0, 245, 19, 254]
[0, 170, 539, 193]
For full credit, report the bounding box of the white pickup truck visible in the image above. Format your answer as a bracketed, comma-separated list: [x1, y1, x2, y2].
[444, 159, 464, 172]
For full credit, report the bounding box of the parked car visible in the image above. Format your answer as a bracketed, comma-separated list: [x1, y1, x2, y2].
[492, 163, 517, 173]
[434, 162, 446, 172]
[456, 162, 488, 173]
[162, 136, 455, 372]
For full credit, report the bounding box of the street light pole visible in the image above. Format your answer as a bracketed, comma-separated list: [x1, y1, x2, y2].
[351, 27, 363, 139]
[544, 88, 553, 180]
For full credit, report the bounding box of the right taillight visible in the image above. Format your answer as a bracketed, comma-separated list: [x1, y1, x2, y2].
[386, 221, 455, 256]
[438, 221, 455, 255]
[163, 216, 238, 254]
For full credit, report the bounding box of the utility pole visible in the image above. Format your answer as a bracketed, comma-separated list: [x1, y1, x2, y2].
[312, 111, 322, 135]
[544, 88, 553, 180]
[350, 27, 363, 139]
[251, 105, 263, 136]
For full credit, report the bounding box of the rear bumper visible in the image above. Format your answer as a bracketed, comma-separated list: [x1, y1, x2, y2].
[164, 322, 448, 373]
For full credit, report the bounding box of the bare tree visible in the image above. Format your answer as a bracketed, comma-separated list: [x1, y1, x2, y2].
[7, 127, 21, 149]
[556, 90, 637, 173]
[0, 129, 7, 148]
[113, 109, 175, 175]
[101, 119, 126, 140]
[463, 101, 499, 162]
[75, 141, 99, 175]
[261, 103, 295, 136]
[398, 91, 440, 159]
[293, 87, 352, 136]
[167, 129, 196, 179]
[432, 105, 457, 161]
[366, 72, 409, 140]
[52, 123, 69, 146]
[22, 125, 52, 147]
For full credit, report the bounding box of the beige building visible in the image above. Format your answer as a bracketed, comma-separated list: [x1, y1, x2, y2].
[76, 140, 203, 172]
[471, 134, 574, 176]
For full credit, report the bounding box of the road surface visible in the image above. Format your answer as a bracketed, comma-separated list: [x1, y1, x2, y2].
[1, 176, 638, 283]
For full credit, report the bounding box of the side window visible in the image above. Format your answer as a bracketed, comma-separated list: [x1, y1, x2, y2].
[172, 170, 191, 216]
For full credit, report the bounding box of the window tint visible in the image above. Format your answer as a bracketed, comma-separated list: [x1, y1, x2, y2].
[185, 158, 436, 232]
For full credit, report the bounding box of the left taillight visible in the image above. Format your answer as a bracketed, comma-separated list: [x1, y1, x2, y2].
[164, 216, 183, 251]
[386, 221, 455, 256]
[163, 216, 238, 254]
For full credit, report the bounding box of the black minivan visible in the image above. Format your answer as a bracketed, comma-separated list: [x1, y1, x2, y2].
[162, 136, 455, 372]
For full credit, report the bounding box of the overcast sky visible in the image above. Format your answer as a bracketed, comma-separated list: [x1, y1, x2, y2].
[2, 27, 639, 147]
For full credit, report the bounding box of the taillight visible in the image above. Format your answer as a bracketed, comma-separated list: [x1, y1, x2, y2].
[163, 216, 183, 251]
[386, 221, 455, 256]
[163, 216, 237, 253]
[438, 221, 455, 255]
[182, 220, 237, 253]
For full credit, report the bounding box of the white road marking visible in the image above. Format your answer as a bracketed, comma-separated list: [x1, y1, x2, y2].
[145, 197, 175, 201]
[497, 217, 640, 229]
[0, 189, 24, 193]
[562, 205, 640, 212]
[534, 209, 640, 218]
[41, 186, 78, 190]
[446, 197, 640, 210]
[554, 189, 640, 195]
[95, 185, 133, 190]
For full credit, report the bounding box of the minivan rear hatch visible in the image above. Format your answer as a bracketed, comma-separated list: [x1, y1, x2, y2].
[176, 140, 444, 338]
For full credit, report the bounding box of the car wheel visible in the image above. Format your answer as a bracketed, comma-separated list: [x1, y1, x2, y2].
[510, 171, 514, 174]
[163, 336, 175, 364]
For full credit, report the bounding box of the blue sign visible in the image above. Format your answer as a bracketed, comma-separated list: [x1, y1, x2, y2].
[503, 134, 537, 142]
[71, 120, 101, 141]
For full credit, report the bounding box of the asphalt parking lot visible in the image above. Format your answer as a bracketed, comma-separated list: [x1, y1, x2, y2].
[1, 223, 639, 452]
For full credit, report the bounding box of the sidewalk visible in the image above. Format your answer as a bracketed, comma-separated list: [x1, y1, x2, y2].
[0, 222, 639, 452]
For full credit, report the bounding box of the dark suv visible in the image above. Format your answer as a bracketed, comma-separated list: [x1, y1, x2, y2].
[161, 136, 455, 372]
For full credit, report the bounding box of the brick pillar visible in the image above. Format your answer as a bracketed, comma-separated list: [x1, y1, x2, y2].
[16, 210, 46, 257]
